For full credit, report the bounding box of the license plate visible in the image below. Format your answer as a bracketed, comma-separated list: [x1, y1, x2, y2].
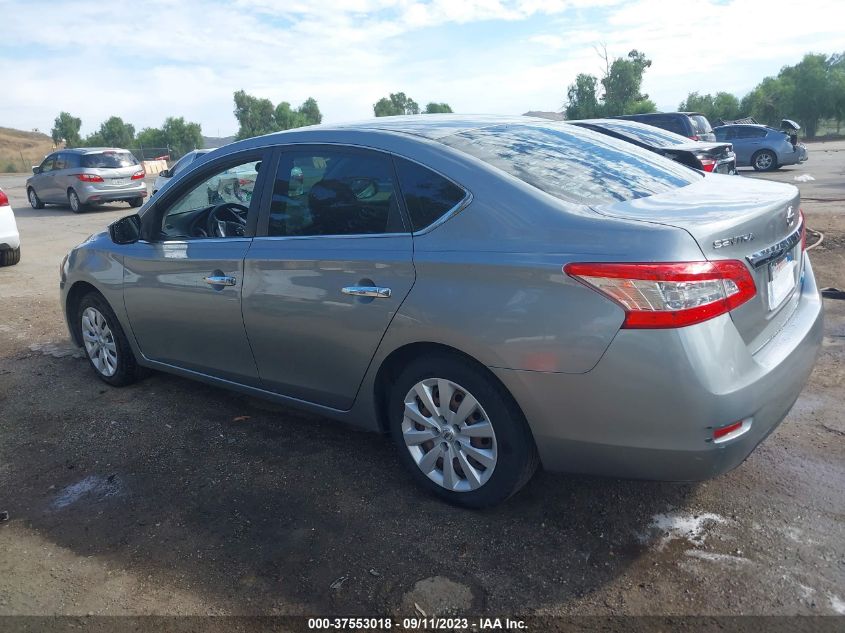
[111, 178, 128, 185]
[768, 252, 796, 310]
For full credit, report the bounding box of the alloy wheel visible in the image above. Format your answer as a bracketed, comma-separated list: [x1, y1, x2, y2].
[28, 189, 38, 208]
[755, 152, 773, 170]
[69, 191, 80, 212]
[402, 378, 497, 492]
[81, 307, 118, 377]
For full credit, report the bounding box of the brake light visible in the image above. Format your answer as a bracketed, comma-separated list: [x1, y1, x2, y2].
[799, 208, 806, 251]
[699, 157, 716, 172]
[77, 174, 104, 182]
[0, 189, 8, 206]
[131, 170, 146, 180]
[564, 260, 757, 329]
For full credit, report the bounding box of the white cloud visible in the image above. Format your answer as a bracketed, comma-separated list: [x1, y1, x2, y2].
[0, 0, 841, 137]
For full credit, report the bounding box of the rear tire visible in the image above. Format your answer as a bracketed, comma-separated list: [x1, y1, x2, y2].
[388, 352, 538, 508]
[0, 247, 20, 267]
[128, 197, 144, 208]
[76, 291, 139, 387]
[752, 150, 777, 172]
[28, 187, 44, 209]
[68, 189, 84, 213]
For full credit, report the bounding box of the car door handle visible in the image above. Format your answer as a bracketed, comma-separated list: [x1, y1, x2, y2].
[342, 286, 391, 298]
[204, 275, 237, 287]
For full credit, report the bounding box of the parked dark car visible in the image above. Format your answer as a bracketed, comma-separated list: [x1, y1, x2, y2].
[612, 112, 716, 141]
[713, 123, 808, 171]
[571, 119, 736, 174]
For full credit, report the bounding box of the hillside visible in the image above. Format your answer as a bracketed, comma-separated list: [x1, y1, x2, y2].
[0, 126, 56, 173]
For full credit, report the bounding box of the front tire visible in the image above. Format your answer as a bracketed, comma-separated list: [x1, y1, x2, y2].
[388, 352, 538, 508]
[68, 189, 84, 213]
[752, 150, 777, 172]
[0, 247, 20, 267]
[28, 187, 44, 209]
[77, 292, 139, 386]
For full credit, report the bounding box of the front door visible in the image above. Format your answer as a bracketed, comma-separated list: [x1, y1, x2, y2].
[122, 150, 268, 384]
[242, 146, 415, 409]
[33, 154, 58, 202]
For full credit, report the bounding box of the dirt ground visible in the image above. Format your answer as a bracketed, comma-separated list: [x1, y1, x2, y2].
[0, 141, 843, 621]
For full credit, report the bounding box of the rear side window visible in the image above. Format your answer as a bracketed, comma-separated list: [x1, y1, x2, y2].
[658, 116, 688, 136]
[268, 148, 405, 237]
[395, 158, 467, 230]
[689, 115, 713, 135]
[439, 123, 700, 206]
[735, 127, 766, 139]
[588, 121, 689, 148]
[82, 151, 139, 168]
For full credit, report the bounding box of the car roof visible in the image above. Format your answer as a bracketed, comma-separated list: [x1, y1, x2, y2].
[61, 147, 131, 154]
[245, 114, 546, 143]
[713, 123, 769, 129]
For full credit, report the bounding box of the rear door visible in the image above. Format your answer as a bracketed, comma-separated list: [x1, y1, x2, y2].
[732, 127, 765, 164]
[242, 145, 415, 409]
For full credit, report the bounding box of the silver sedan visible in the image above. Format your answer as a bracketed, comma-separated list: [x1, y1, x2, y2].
[59, 116, 823, 507]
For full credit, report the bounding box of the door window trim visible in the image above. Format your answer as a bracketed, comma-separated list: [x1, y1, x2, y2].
[140, 147, 273, 243]
[255, 143, 413, 240]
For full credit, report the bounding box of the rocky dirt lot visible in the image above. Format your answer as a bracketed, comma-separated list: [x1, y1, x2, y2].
[0, 142, 843, 622]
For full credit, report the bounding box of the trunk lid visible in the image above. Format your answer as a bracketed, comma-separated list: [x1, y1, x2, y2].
[594, 174, 803, 350]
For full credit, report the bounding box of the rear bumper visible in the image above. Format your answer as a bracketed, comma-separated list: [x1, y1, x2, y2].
[78, 182, 147, 204]
[494, 253, 823, 481]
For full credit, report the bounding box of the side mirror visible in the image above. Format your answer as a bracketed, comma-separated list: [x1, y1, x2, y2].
[109, 214, 141, 245]
[160, 169, 171, 178]
[32, 165, 41, 174]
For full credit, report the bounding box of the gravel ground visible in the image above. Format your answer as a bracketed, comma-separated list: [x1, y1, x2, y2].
[0, 141, 843, 620]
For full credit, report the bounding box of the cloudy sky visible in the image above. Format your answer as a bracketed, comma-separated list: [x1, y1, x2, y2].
[1, 0, 842, 137]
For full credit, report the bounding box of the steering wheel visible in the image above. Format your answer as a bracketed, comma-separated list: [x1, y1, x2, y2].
[206, 203, 248, 237]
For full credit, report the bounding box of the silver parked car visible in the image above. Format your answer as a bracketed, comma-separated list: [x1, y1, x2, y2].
[713, 124, 808, 171]
[152, 149, 212, 195]
[59, 116, 823, 507]
[27, 148, 147, 213]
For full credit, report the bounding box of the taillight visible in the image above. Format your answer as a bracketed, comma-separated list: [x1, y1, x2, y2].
[77, 174, 104, 182]
[0, 189, 8, 206]
[564, 261, 757, 329]
[799, 208, 806, 251]
[131, 170, 146, 180]
[698, 157, 716, 172]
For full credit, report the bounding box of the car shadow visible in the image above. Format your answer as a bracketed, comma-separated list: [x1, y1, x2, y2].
[1, 353, 695, 615]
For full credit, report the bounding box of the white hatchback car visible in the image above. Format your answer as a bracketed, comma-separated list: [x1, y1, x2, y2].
[152, 149, 212, 195]
[0, 186, 21, 266]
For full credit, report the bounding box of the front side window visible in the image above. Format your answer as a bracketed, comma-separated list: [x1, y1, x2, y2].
[395, 158, 467, 230]
[268, 148, 404, 237]
[81, 151, 139, 169]
[40, 155, 56, 172]
[159, 158, 261, 239]
[439, 123, 700, 207]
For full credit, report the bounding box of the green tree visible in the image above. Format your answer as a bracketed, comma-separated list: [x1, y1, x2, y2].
[374, 92, 420, 117]
[829, 57, 845, 133]
[564, 73, 601, 119]
[601, 50, 653, 115]
[136, 127, 167, 152]
[424, 102, 453, 114]
[298, 97, 323, 125]
[233, 90, 276, 140]
[784, 53, 830, 137]
[160, 116, 202, 156]
[274, 102, 304, 130]
[88, 116, 135, 148]
[711, 92, 742, 121]
[51, 112, 82, 148]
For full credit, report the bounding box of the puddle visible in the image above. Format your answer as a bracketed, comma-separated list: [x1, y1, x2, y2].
[50, 474, 122, 510]
[640, 512, 726, 549]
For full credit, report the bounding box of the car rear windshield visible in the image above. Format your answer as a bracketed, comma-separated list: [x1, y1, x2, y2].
[438, 123, 700, 206]
[589, 121, 690, 148]
[689, 115, 713, 135]
[81, 151, 139, 169]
